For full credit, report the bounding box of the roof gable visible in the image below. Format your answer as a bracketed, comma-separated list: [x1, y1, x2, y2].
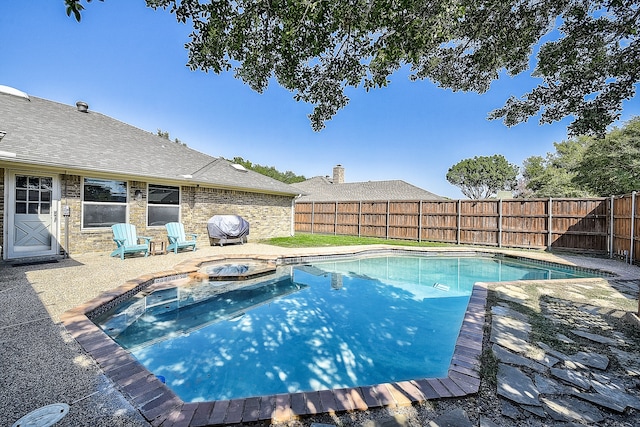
[293, 177, 445, 202]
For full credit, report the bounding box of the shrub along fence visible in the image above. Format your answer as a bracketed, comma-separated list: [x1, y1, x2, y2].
[295, 192, 640, 265]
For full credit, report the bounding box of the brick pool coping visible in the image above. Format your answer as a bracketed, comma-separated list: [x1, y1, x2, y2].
[60, 249, 494, 426]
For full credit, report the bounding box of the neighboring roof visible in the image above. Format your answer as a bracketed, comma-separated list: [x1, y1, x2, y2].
[292, 176, 446, 202]
[0, 89, 301, 196]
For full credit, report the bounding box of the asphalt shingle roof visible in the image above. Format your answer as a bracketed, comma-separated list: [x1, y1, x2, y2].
[292, 176, 445, 202]
[0, 90, 301, 196]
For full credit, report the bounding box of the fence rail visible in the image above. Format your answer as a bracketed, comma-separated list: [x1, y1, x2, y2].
[294, 192, 640, 265]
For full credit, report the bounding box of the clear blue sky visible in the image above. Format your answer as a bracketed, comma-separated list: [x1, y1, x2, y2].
[2, 1, 639, 198]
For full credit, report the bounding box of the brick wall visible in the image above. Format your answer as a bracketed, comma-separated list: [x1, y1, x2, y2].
[59, 175, 293, 254]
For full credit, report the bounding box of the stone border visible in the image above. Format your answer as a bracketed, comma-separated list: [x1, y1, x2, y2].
[61, 248, 606, 426]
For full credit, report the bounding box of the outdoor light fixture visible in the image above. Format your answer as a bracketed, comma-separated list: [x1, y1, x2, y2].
[0, 131, 6, 141]
[134, 190, 143, 201]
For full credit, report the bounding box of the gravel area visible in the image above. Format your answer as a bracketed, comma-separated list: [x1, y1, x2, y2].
[1, 243, 638, 426]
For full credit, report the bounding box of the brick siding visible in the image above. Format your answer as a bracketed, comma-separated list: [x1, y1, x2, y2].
[59, 174, 293, 254]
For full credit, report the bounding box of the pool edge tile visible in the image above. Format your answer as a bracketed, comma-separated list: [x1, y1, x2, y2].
[257, 395, 276, 421]
[273, 393, 293, 422]
[223, 399, 244, 424]
[318, 389, 339, 414]
[207, 399, 229, 426]
[190, 401, 214, 427]
[238, 397, 259, 423]
[303, 391, 323, 415]
[427, 378, 453, 398]
[332, 388, 355, 412]
[290, 392, 308, 416]
[359, 386, 383, 409]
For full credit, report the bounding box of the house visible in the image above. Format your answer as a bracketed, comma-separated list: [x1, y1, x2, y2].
[0, 86, 302, 260]
[292, 164, 445, 202]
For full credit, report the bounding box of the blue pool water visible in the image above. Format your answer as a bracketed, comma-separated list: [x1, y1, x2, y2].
[94, 255, 598, 402]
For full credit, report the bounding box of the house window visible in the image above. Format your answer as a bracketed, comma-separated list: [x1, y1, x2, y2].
[148, 184, 180, 226]
[82, 178, 127, 228]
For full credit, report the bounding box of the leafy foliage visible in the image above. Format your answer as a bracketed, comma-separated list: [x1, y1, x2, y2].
[574, 117, 640, 195]
[446, 155, 519, 199]
[65, 0, 640, 135]
[156, 129, 184, 145]
[520, 117, 640, 197]
[228, 157, 306, 184]
[153, 129, 305, 184]
[520, 138, 594, 198]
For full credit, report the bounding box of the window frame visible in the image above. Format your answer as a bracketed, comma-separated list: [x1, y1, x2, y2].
[81, 177, 128, 229]
[147, 183, 181, 227]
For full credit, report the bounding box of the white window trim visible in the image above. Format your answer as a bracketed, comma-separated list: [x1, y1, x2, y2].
[81, 178, 128, 230]
[146, 183, 181, 227]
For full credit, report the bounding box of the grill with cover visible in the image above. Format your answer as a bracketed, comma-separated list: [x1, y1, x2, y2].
[207, 215, 249, 246]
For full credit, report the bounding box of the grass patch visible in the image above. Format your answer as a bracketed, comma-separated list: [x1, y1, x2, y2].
[262, 233, 451, 248]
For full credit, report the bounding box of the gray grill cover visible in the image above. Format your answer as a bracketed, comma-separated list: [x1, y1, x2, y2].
[207, 215, 250, 240]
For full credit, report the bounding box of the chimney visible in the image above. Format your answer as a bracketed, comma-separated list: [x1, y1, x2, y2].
[333, 164, 344, 184]
[76, 101, 89, 113]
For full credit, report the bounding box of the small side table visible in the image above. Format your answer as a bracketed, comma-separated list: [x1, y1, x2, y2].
[149, 240, 166, 255]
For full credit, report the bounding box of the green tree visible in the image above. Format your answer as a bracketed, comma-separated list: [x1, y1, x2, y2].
[520, 156, 546, 195]
[574, 117, 640, 195]
[65, 0, 639, 135]
[446, 155, 518, 199]
[156, 129, 183, 145]
[229, 157, 306, 184]
[520, 118, 640, 197]
[520, 138, 594, 198]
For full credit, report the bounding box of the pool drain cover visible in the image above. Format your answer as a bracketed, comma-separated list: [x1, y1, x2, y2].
[12, 403, 69, 427]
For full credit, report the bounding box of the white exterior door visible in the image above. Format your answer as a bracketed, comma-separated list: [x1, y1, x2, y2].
[6, 171, 59, 259]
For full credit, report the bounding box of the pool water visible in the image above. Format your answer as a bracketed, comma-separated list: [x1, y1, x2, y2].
[94, 255, 598, 402]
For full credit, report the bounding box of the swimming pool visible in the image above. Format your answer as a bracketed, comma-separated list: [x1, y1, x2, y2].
[93, 254, 599, 403]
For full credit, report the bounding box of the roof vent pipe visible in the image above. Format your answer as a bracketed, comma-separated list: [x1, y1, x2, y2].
[76, 101, 89, 113]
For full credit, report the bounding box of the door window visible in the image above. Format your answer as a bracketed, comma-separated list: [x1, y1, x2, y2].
[15, 176, 52, 215]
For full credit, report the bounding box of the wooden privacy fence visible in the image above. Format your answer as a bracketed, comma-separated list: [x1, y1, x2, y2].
[294, 192, 640, 264]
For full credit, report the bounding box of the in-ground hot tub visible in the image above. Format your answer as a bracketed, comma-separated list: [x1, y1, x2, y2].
[192, 259, 276, 281]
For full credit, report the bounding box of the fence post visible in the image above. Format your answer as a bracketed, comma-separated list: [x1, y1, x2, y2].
[358, 201, 362, 237]
[609, 195, 614, 259]
[418, 200, 423, 242]
[498, 199, 503, 248]
[386, 200, 390, 239]
[630, 191, 636, 264]
[311, 202, 315, 234]
[547, 197, 553, 251]
[457, 199, 461, 245]
[334, 202, 338, 235]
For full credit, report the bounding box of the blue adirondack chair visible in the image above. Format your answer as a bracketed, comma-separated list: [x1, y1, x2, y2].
[110, 224, 152, 260]
[165, 222, 198, 254]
